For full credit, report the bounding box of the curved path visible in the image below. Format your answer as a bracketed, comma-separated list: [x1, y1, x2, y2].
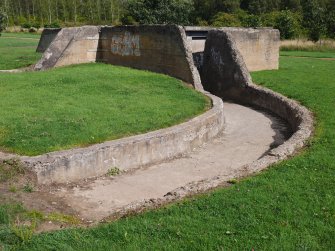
[52, 102, 290, 221]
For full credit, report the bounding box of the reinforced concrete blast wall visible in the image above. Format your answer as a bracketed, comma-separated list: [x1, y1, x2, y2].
[35, 25, 202, 89]
[187, 27, 280, 72]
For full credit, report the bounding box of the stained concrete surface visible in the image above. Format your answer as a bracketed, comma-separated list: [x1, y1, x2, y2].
[53, 102, 289, 221]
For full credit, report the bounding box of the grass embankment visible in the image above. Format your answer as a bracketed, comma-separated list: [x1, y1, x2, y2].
[1, 51, 333, 250]
[0, 33, 41, 70]
[0, 63, 209, 156]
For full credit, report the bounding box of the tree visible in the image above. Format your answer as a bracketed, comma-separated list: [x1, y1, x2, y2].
[211, 12, 241, 27]
[302, 0, 326, 42]
[193, 0, 240, 22]
[274, 10, 300, 39]
[0, 11, 7, 36]
[241, 0, 281, 14]
[125, 0, 194, 25]
[325, 0, 335, 38]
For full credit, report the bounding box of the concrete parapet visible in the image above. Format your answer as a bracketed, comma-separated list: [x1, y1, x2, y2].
[185, 26, 280, 72]
[35, 26, 100, 70]
[201, 30, 252, 94]
[36, 28, 61, 53]
[97, 25, 202, 89]
[35, 25, 203, 90]
[201, 29, 313, 153]
[17, 93, 224, 184]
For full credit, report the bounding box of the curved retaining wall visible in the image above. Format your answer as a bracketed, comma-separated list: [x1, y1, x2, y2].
[110, 85, 313, 220]
[201, 29, 314, 166]
[103, 30, 314, 220]
[17, 93, 224, 184]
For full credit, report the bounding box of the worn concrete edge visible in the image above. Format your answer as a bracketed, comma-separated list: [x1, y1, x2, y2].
[36, 28, 61, 53]
[184, 26, 277, 32]
[178, 26, 204, 91]
[102, 84, 314, 223]
[0, 92, 224, 184]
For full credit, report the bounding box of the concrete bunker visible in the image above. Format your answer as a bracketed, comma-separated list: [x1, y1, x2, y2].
[0, 25, 312, 185]
[186, 26, 280, 73]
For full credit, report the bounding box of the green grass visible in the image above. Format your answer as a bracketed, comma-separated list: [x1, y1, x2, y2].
[0, 63, 209, 156]
[280, 50, 335, 58]
[1, 52, 333, 250]
[0, 33, 41, 70]
[0, 203, 81, 248]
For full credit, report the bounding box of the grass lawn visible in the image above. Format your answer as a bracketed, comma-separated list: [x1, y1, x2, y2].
[0, 33, 41, 70]
[280, 50, 335, 58]
[0, 63, 209, 156]
[1, 51, 333, 250]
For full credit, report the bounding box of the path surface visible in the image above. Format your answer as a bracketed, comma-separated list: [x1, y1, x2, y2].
[53, 102, 289, 221]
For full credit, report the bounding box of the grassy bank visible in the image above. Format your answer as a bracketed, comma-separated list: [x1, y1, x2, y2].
[1, 51, 333, 250]
[0, 33, 41, 70]
[0, 63, 209, 156]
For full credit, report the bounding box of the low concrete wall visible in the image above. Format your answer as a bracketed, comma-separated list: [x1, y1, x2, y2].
[185, 26, 280, 72]
[35, 25, 203, 90]
[16, 93, 223, 184]
[201, 28, 313, 141]
[112, 29, 314, 219]
[36, 28, 61, 53]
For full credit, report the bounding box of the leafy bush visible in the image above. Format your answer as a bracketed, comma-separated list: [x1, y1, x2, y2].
[302, 0, 327, 42]
[0, 11, 7, 35]
[326, 11, 335, 39]
[21, 22, 31, 29]
[274, 10, 300, 39]
[211, 12, 241, 27]
[44, 22, 61, 28]
[125, 0, 194, 25]
[241, 14, 262, 28]
[120, 15, 137, 25]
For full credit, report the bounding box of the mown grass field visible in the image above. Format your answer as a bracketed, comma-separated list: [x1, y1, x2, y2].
[1, 51, 334, 250]
[0, 33, 41, 70]
[280, 50, 335, 58]
[0, 63, 209, 156]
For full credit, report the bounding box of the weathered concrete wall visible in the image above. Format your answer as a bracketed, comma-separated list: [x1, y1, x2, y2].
[36, 28, 61, 53]
[201, 29, 312, 133]
[225, 28, 280, 71]
[185, 26, 280, 72]
[35, 26, 100, 71]
[35, 25, 203, 89]
[20, 93, 224, 184]
[201, 30, 252, 95]
[97, 26, 202, 89]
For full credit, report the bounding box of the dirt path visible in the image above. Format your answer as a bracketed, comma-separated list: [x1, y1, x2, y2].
[49, 102, 289, 222]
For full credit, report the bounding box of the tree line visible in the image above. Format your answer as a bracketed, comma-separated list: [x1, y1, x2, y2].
[0, 0, 334, 41]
